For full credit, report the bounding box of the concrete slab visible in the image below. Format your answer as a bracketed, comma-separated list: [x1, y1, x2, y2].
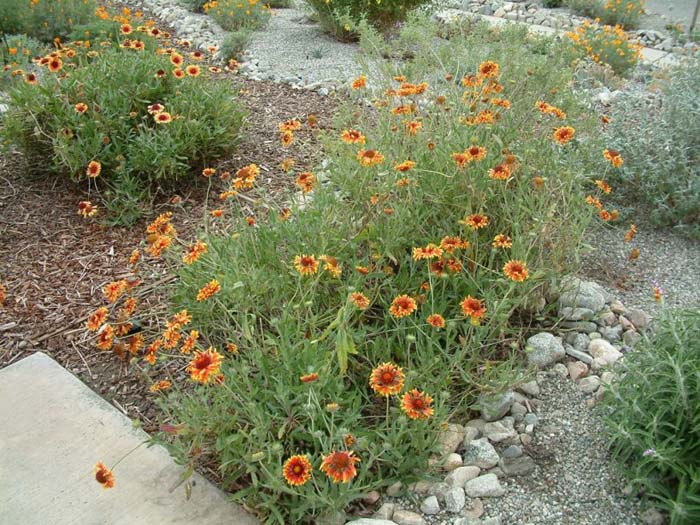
[0, 352, 258, 525]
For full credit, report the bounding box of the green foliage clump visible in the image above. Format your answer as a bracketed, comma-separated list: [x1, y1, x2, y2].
[304, 0, 431, 40]
[0, 0, 98, 43]
[202, 0, 271, 32]
[567, 0, 644, 29]
[602, 61, 700, 236]
[601, 308, 700, 525]
[0, 34, 245, 224]
[150, 20, 603, 524]
[564, 20, 641, 76]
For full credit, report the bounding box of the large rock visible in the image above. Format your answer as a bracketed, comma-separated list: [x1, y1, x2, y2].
[558, 277, 607, 313]
[392, 509, 426, 525]
[482, 417, 517, 443]
[438, 423, 466, 454]
[419, 496, 440, 515]
[445, 466, 481, 487]
[526, 333, 565, 368]
[477, 391, 514, 422]
[444, 487, 466, 513]
[500, 455, 536, 476]
[464, 473, 505, 497]
[463, 438, 499, 469]
[588, 339, 623, 366]
[627, 308, 651, 331]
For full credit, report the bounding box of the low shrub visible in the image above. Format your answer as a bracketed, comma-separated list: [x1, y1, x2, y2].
[0, 24, 245, 224]
[601, 61, 700, 236]
[0, 0, 98, 43]
[304, 0, 431, 40]
[202, 0, 271, 32]
[1, 34, 47, 87]
[220, 28, 253, 61]
[565, 20, 642, 75]
[78, 19, 617, 523]
[543, 0, 564, 7]
[601, 308, 700, 524]
[567, 0, 644, 29]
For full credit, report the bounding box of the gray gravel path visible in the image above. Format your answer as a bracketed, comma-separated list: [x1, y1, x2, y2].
[580, 222, 700, 315]
[243, 5, 363, 85]
[481, 372, 642, 525]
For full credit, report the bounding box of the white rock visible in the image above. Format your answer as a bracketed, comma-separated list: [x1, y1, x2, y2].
[444, 487, 466, 513]
[373, 503, 396, 521]
[386, 481, 402, 496]
[419, 496, 440, 515]
[392, 509, 426, 525]
[464, 473, 505, 497]
[527, 333, 566, 368]
[567, 361, 588, 381]
[517, 380, 540, 397]
[588, 339, 623, 366]
[577, 375, 601, 393]
[463, 438, 499, 469]
[445, 466, 481, 488]
[443, 452, 463, 471]
[482, 417, 517, 443]
[438, 423, 466, 454]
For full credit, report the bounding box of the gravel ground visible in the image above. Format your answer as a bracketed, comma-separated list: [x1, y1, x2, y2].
[480, 372, 641, 525]
[580, 222, 700, 316]
[243, 4, 363, 85]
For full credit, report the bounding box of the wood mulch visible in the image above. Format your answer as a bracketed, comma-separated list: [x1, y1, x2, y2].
[0, 75, 338, 433]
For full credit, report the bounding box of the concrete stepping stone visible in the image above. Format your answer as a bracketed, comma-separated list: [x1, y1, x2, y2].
[0, 352, 257, 525]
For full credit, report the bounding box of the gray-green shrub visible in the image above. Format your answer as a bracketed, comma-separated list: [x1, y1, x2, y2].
[601, 308, 700, 524]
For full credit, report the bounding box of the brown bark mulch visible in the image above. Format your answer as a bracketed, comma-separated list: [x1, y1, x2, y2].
[0, 76, 338, 433]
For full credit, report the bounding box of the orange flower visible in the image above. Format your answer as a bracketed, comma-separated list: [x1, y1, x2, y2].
[96, 325, 114, 350]
[283, 455, 313, 486]
[460, 213, 489, 230]
[357, 149, 384, 167]
[281, 130, 294, 147]
[196, 279, 221, 301]
[183, 240, 207, 264]
[191, 50, 204, 60]
[392, 104, 414, 115]
[77, 200, 98, 218]
[460, 296, 486, 323]
[629, 247, 640, 260]
[149, 380, 172, 392]
[170, 52, 184, 66]
[426, 313, 445, 329]
[295, 171, 316, 194]
[202, 167, 216, 177]
[412, 244, 443, 260]
[280, 158, 295, 172]
[173, 68, 185, 79]
[86, 307, 109, 331]
[401, 388, 434, 419]
[226, 342, 238, 354]
[146, 235, 172, 257]
[185, 64, 201, 77]
[466, 145, 487, 161]
[121, 297, 137, 317]
[585, 195, 603, 209]
[653, 285, 663, 303]
[349, 292, 370, 310]
[300, 372, 319, 383]
[74, 102, 88, 114]
[0, 282, 6, 305]
[452, 151, 470, 168]
[181, 330, 199, 354]
[599, 209, 612, 221]
[127, 334, 144, 355]
[279, 119, 302, 132]
[351, 75, 367, 89]
[488, 164, 511, 181]
[369, 362, 405, 396]
[594, 179, 612, 194]
[86, 160, 101, 178]
[94, 462, 115, 489]
[478, 61, 499, 78]
[320, 450, 359, 483]
[624, 223, 637, 243]
[492, 234, 512, 248]
[603, 149, 623, 168]
[320, 255, 342, 278]
[24, 72, 38, 85]
[503, 260, 529, 282]
[601, 115, 611, 124]
[294, 255, 319, 276]
[187, 347, 223, 384]
[553, 126, 575, 145]
[120, 23, 133, 34]
[405, 120, 422, 135]
[147, 103, 165, 114]
[154, 112, 172, 124]
[341, 129, 365, 144]
[103, 280, 127, 303]
[355, 265, 369, 275]
[394, 160, 416, 172]
[440, 236, 469, 254]
[47, 57, 62, 73]
[389, 294, 417, 318]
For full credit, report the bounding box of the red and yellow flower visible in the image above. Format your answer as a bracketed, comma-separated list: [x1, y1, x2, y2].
[94, 462, 115, 489]
[294, 255, 319, 276]
[389, 294, 417, 318]
[186, 347, 223, 384]
[401, 389, 434, 419]
[369, 362, 405, 396]
[283, 455, 313, 486]
[460, 296, 486, 323]
[426, 313, 445, 329]
[503, 260, 529, 282]
[196, 279, 221, 301]
[320, 450, 359, 483]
